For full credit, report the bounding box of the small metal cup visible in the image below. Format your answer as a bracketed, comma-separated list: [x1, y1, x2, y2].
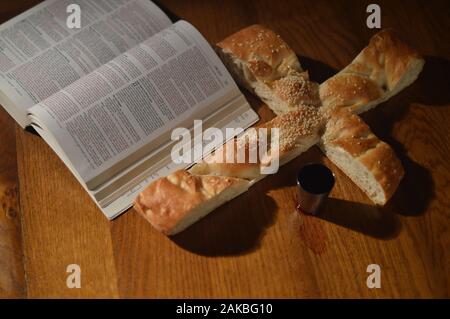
[296, 163, 335, 215]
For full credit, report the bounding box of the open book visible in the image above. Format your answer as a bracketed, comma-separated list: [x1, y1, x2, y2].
[0, 0, 259, 219]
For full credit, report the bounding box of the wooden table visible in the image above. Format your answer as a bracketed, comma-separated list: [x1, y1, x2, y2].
[0, 0, 449, 298]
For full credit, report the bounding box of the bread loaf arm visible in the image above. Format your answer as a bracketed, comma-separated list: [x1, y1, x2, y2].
[320, 29, 425, 114]
[190, 106, 324, 178]
[319, 107, 404, 205]
[216, 25, 321, 115]
[134, 170, 250, 235]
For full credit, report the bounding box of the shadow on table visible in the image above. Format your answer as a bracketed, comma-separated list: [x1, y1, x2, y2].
[382, 140, 435, 217]
[413, 56, 450, 107]
[387, 55, 450, 216]
[299, 55, 337, 83]
[317, 197, 401, 239]
[171, 190, 277, 257]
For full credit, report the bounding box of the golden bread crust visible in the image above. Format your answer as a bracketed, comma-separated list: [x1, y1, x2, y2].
[217, 24, 301, 81]
[320, 29, 424, 113]
[134, 170, 247, 234]
[322, 107, 404, 203]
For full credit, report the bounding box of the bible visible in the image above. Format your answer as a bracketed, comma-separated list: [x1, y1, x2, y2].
[0, 0, 259, 218]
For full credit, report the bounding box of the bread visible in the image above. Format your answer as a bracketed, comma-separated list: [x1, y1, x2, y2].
[190, 105, 324, 178]
[135, 27, 421, 235]
[320, 29, 424, 114]
[258, 106, 323, 166]
[134, 170, 250, 235]
[188, 137, 262, 180]
[136, 106, 324, 235]
[265, 71, 321, 115]
[319, 107, 404, 205]
[216, 24, 302, 84]
[216, 24, 321, 115]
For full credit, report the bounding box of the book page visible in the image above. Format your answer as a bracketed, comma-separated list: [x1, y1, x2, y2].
[32, 97, 258, 219]
[29, 20, 246, 190]
[0, 0, 171, 126]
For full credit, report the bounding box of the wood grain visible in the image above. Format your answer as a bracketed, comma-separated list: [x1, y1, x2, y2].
[16, 129, 119, 298]
[1, 0, 449, 298]
[0, 0, 45, 299]
[0, 108, 25, 298]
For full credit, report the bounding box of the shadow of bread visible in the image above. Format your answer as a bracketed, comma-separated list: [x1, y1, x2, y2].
[414, 56, 450, 106]
[382, 139, 435, 217]
[298, 55, 337, 84]
[170, 140, 328, 256]
[171, 189, 277, 256]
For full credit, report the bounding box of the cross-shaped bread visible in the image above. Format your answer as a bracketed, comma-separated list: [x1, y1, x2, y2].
[134, 26, 424, 235]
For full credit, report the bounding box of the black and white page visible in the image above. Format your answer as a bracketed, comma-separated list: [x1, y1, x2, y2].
[0, 0, 171, 127]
